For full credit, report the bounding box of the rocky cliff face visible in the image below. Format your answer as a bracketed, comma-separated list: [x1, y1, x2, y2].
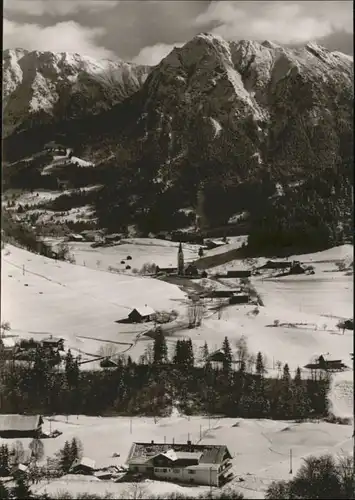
[135, 34, 352, 181]
[3, 34, 353, 243]
[3, 48, 151, 137]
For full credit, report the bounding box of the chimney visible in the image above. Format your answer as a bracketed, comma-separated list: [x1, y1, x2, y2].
[151, 440, 154, 444]
[187, 440, 192, 446]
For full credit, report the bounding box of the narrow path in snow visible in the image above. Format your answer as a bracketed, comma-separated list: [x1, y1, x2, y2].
[76, 335, 132, 347]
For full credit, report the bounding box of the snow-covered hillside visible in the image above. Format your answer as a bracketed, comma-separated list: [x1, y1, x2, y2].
[2, 242, 353, 382]
[1, 244, 186, 359]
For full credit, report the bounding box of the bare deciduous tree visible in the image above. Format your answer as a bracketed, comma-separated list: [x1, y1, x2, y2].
[188, 300, 204, 328]
[10, 441, 24, 465]
[140, 262, 157, 275]
[247, 353, 256, 373]
[124, 483, 147, 499]
[155, 310, 178, 324]
[139, 344, 154, 365]
[29, 438, 44, 465]
[235, 335, 248, 363]
[98, 344, 119, 358]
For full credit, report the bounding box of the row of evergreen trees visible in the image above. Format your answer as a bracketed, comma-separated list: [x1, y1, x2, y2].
[0, 333, 330, 420]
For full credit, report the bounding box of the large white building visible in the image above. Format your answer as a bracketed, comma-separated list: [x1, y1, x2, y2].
[126, 441, 233, 487]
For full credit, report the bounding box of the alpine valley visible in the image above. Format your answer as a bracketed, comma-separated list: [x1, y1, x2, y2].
[2, 33, 353, 255]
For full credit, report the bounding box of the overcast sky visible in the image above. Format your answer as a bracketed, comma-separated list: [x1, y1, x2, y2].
[3, 1, 353, 65]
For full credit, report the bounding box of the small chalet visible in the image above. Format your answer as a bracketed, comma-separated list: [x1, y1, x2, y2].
[226, 270, 251, 278]
[100, 357, 119, 369]
[12, 464, 29, 479]
[0, 337, 16, 351]
[156, 266, 177, 275]
[229, 293, 249, 305]
[185, 264, 199, 277]
[126, 441, 233, 487]
[208, 289, 241, 298]
[104, 234, 121, 243]
[288, 263, 306, 275]
[205, 240, 226, 250]
[259, 260, 294, 270]
[68, 233, 84, 242]
[41, 336, 64, 351]
[70, 457, 96, 475]
[0, 415, 43, 438]
[128, 306, 156, 323]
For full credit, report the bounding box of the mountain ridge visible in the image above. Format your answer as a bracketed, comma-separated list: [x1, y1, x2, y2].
[3, 34, 353, 253]
[3, 48, 151, 137]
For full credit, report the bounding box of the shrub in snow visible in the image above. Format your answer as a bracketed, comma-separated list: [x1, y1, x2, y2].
[265, 454, 354, 500]
[108, 266, 120, 273]
[140, 262, 157, 275]
[335, 260, 347, 271]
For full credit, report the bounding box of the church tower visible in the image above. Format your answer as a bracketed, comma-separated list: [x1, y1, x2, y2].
[177, 242, 184, 276]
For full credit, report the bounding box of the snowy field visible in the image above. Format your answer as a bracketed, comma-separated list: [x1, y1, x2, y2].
[1, 241, 353, 498]
[214, 244, 353, 274]
[1, 414, 352, 499]
[1, 244, 186, 360]
[68, 239, 199, 272]
[1, 243, 353, 373]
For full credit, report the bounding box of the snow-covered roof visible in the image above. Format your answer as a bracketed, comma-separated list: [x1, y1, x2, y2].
[69, 233, 84, 240]
[71, 457, 96, 470]
[41, 336, 64, 343]
[0, 414, 42, 432]
[1, 337, 16, 348]
[160, 449, 203, 461]
[130, 306, 155, 317]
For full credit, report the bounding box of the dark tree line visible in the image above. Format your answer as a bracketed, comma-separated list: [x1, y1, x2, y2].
[246, 163, 353, 256]
[1, 335, 330, 421]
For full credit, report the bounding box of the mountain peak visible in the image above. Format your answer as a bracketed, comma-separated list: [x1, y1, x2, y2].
[3, 49, 151, 137]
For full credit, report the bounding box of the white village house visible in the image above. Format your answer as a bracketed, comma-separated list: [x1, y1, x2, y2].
[126, 441, 233, 487]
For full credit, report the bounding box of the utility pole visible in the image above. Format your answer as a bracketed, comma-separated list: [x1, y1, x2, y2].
[130, 418, 132, 434]
[352, 353, 355, 479]
[209, 467, 213, 497]
[23, 264, 25, 276]
[289, 448, 293, 474]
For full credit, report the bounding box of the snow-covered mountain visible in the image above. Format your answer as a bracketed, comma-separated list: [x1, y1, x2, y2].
[3, 48, 151, 136]
[136, 34, 353, 179]
[3, 34, 353, 247]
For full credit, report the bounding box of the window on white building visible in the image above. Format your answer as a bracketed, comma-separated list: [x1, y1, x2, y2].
[173, 468, 180, 473]
[188, 470, 196, 475]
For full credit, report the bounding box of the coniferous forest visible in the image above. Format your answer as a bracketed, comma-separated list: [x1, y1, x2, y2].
[0, 334, 330, 420]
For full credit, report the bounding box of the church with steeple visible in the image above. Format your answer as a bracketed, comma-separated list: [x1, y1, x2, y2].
[177, 242, 184, 276]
